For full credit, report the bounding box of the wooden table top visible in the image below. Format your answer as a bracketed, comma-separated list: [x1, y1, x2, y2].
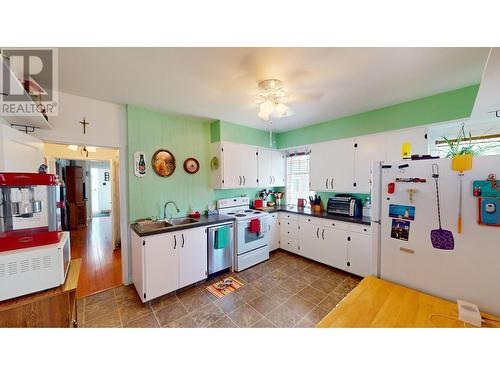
[317, 276, 500, 328]
[0, 258, 81, 312]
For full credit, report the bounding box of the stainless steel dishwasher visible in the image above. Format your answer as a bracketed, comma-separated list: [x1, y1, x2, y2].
[207, 222, 234, 275]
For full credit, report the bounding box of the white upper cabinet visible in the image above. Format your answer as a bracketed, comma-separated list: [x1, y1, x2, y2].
[310, 141, 334, 191]
[258, 148, 285, 187]
[271, 149, 286, 187]
[310, 127, 429, 193]
[211, 142, 258, 189]
[353, 133, 387, 194]
[385, 127, 428, 162]
[310, 139, 354, 192]
[257, 148, 274, 187]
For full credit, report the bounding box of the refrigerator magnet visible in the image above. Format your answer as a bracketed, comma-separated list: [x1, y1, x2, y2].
[389, 204, 415, 221]
[390, 219, 411, 242]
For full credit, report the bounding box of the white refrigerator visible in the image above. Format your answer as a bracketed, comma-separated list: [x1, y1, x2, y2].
[371, 155, 500, 315]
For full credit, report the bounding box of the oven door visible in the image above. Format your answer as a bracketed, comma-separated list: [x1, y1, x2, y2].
[236, 217, 269, 255]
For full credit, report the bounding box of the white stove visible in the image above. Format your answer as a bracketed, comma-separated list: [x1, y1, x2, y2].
[217, 197, 269, 271]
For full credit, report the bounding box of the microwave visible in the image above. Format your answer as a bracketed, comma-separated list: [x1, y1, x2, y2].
[0, 231, 71, 301]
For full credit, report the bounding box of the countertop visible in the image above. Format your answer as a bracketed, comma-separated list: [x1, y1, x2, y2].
[258, 205, 371, 226]
[316, 276, 500, 328]
[131, 214, 235, 237]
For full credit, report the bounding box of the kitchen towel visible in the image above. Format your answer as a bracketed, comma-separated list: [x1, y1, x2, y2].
[215, 226, 229, 249]
[249, 218, 260, 233]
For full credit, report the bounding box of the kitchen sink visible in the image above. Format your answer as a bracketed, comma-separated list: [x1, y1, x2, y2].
[137, 221, 173, 231]
[168, 217, 199, 225]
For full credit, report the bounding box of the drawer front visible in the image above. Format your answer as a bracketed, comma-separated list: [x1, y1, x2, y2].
[323, 219, 351, 231]
[280, 225, 298, 238]
[279, 212, 299, 221]
[299, 215, 324, 226]
[348, 224, 371, 235]
[281, 236, 299, 254]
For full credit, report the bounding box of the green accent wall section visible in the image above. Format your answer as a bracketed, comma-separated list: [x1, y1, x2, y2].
[127, 105, 215, 222]
[127, 105, 281, 223]
[276, 85, 480, 149]
[211, 120, 277, 148]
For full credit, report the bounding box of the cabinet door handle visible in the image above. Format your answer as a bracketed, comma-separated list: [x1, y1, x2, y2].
[181, 234, 185, 247]
[330, 178, 334, 189]
[347, 236, 351, 242]
[316, 227, 319, 239]
[325, 178, 328, 189]
[270, 176, 272, 185]
[174, 235, 177, 249]
[322, 229, 325, 240]
[243, 176, 246, 185]
[238, 176, 242, 186]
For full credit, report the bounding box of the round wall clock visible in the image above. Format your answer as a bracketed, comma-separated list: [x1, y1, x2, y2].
[183, 157, 200, 174]
[152, 149, 176, 177]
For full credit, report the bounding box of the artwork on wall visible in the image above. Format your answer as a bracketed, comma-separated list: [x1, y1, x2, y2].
[133, 151, 147, 177]
[152, 149, 176, 177]
[183, 157, 200, 174]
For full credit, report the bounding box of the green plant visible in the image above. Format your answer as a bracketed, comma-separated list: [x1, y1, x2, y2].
[442, 124, 483, 157]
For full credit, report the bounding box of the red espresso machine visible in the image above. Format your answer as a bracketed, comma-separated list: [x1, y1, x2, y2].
[0, 173, 70, 301]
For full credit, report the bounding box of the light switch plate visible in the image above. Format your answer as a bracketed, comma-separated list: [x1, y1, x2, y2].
[457, 300, 482, 327]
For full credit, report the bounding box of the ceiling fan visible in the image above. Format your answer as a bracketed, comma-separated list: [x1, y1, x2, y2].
[255, 79, 295, 122]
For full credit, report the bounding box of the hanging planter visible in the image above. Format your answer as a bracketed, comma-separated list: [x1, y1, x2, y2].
[451, 154, 473, 173]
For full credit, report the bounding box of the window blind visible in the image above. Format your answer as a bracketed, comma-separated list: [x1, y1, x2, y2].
[286, 154, 315, 205]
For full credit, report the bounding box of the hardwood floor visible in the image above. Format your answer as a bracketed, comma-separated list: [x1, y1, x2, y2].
[70, 216, 122, 299]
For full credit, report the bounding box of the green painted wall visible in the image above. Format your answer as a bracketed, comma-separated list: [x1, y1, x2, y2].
[276, 85, 480, 149]
[128, 105, 280, 223]
[211, 120, 277, 148]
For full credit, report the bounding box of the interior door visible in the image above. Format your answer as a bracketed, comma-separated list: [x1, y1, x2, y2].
[353, 133, 386, 193]
[321, 226, 348, 270]
[178, 227, 207, 288]
[258, 148, 273, 187]
[330, 138, 355, 193]
[144, 232, 178, 300]
[347, 232, 372, 277]
[221, 142, 242, 188]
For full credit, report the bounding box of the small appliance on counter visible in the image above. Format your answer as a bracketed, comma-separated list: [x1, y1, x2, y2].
[0, 172, 70, 301]
[327, 194, 363, 217]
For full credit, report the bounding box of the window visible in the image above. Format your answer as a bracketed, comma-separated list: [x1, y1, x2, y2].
[433, 133, 500, 157]
[286, 153, 315, 206]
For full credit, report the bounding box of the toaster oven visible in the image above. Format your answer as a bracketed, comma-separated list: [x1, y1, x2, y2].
[327, 195, 363, 217]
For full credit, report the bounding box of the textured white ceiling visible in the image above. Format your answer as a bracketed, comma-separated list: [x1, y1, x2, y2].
[58, 47, 489, 132]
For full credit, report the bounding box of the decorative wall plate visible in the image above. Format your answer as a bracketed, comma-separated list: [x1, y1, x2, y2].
[183, 157, 200, 174]
[152, 149, 176, 177]
[210, 156, 219, 171]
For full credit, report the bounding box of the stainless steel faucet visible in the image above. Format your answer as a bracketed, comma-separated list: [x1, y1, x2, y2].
[163, 201, 180, 221]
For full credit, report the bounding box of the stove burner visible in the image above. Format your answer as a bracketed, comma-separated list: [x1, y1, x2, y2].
[253, 211, 262, 214]
[235, 214, 246, 217]
[244, 210, 253, 213]
[226, 212, 236, 215]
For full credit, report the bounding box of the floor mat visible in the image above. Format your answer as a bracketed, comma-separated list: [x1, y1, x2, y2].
[205, 277, 244, 299]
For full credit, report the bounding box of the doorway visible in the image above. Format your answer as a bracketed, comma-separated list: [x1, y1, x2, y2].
[44, 143, 122, 298]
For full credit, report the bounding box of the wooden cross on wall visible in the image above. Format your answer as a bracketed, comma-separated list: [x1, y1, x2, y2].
[79, 117, 90, 134]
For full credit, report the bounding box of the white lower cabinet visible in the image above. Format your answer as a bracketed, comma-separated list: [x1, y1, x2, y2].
[347, 231, 372, 277]
[278, 213, 372, 277]
[131, 226, 208, 302]
[178, 227, 208, 289]
[268, 213, 280, 251]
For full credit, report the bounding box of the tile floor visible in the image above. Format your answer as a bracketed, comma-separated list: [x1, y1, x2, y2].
[77, 249, 361, 328]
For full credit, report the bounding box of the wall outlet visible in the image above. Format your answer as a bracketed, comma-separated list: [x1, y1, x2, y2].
[457, 300, 482, 327]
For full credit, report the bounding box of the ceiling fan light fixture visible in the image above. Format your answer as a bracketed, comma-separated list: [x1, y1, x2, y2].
[275, 103, 289, 117]
[258, 110, 270, 121]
